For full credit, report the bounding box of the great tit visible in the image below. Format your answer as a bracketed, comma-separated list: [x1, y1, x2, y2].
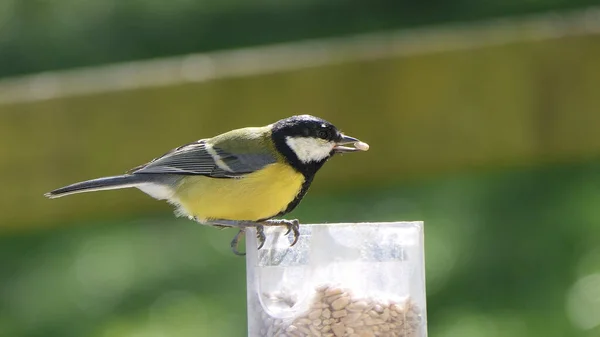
[45, 115, 369, 255]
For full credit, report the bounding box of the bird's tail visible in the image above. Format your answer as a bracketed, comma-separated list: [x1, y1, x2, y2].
[44, 174, 149, 199]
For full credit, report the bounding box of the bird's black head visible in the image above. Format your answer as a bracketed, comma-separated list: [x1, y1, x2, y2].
[271, 115, 365, 177]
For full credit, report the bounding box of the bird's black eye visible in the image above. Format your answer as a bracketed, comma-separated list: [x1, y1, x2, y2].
[317, 130, 329, 139]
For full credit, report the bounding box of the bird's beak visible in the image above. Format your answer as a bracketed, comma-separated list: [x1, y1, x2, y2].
[333, 134, 370, 153]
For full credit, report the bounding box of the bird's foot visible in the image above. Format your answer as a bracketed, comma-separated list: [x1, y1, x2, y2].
[205, 219, 266, 256]
[263, 219, 300, 247]
[230, 224, 265, 256]
[204, 218, 298, 255]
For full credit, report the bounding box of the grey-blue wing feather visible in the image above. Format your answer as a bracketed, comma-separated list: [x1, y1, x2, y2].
[131, 140, 277, 178]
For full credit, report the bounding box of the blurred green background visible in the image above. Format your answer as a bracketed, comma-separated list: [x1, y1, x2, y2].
[1, 1, 600, 337]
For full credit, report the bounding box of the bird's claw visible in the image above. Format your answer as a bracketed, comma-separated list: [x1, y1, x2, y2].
[256, 225, 266, 250]
[230, 228, 246, 256]
[229, 224, 266, 255]
[286, 219, 300, 247]
[265, 219, 300, 247]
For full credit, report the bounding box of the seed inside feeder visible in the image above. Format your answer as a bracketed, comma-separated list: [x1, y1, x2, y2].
[254, 285, 423, 337]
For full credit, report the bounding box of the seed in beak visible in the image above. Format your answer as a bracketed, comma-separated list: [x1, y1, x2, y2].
[354, 141, 369, 151]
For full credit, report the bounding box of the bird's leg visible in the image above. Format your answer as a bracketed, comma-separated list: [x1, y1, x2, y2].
[191, 216, 228, 230]
[262, 219, 301, 247]
[205, 219, 266, 256]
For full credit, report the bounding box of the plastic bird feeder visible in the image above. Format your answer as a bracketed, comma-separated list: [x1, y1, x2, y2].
[246, 222, 428, 337]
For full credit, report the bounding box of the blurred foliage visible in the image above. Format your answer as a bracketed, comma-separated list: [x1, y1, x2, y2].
[1, 0, 600, 78]
[2, 158, 600, 337]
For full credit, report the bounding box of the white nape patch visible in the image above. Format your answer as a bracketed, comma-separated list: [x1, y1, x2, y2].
[204, 143, 233, 172]
[285, 136, 334, 163]
[137, 183, 175, 200]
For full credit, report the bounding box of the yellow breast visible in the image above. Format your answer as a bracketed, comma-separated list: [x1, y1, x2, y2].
[173, 163, 305, 222]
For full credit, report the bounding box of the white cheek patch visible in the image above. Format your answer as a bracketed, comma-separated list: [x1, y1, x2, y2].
[285, 136, 334, 163]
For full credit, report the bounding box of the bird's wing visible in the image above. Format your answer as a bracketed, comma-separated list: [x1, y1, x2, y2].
[129, 139, 277, 178]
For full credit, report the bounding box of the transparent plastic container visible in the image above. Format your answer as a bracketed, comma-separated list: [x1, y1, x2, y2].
[246, 222, 427, 337]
